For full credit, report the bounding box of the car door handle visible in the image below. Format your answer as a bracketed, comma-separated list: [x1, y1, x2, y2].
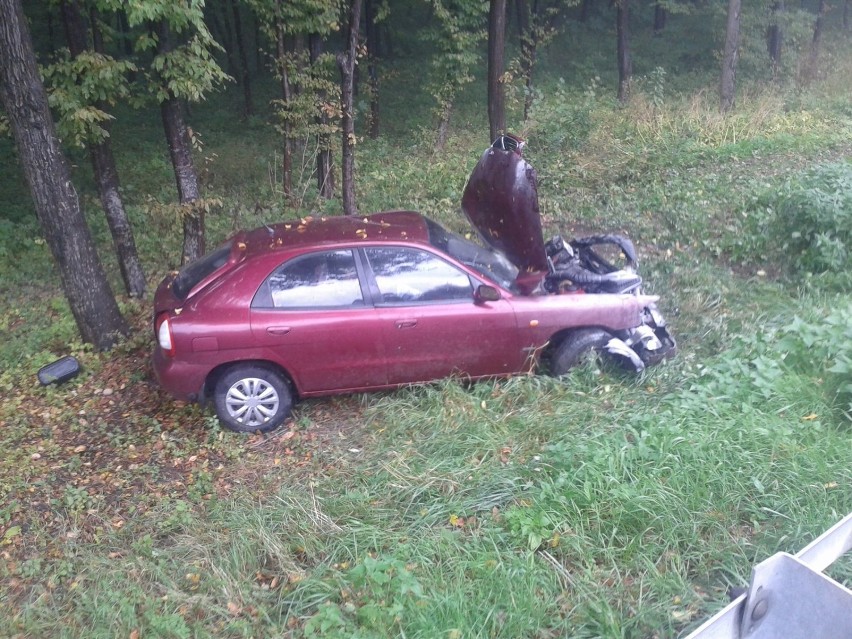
[395, 319, 418, 329]
[266, 326, 292, 335]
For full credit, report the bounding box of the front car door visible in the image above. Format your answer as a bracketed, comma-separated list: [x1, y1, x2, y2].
[362, 246, 524, 385]
[250, 248, 387, 394]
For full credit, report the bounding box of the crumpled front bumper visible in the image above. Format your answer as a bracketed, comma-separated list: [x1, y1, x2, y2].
[606, 303, 677, 371]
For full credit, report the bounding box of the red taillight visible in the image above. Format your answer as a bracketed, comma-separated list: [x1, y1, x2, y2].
[156, 314, 175, 357]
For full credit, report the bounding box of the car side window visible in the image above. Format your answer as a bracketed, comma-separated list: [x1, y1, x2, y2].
[364, 247, 473, 304]
[258, 249, 364, 309]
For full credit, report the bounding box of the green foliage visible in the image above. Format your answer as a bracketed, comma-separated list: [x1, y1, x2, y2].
[777, 305, 852, 414]
[277, 0, 342, 34]
[303, 556, 423, 637]
[43, 51, 137, 147]
[421, 0, 487, 128]
[121, 0, 229, 103]
[773, 161, 852, 275]
[526, 76, 598, 153]
[270, 50, 340, 143]
[734, 161, 852, 286]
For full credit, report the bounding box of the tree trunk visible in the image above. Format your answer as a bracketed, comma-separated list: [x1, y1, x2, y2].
[338, 0, 363, 217]
[766, 1, 783, 77]
[61, 0, 146, 297]
[310, 33, 334, 199]
[205, 1, 237, 77]
[616, 0, 632, 103]
[436, 101, 453, 151]
[580, 0, 593, 22]
[157, 22, 204, 264]
[653, 2, 667, 35]
[229, 0, 253, 117]
[161, 97, 204, 263]
[274, 6, 292, 196]
[365, 0, 380, 138]
[488, 0, 507, 141]
[90, 140, 147, 296]
[59, 0, 87, 53]
[118, 10, 133, 59]
[516, 0, 539, 121]
[807, 0, 827, 77]
[719, 0, 742, 112]
[0, 0, 127, 349]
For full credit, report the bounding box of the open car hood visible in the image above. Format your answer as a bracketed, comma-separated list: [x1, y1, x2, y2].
[461, 135, 549, 276]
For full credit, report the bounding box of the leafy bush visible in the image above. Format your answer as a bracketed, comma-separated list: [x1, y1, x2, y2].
[526, 77, 597, 154]
[768, 161, 852, 278]
[777, 304, 852, 415]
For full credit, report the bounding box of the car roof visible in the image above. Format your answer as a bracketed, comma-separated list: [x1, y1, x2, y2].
[238, 210, 431, 257]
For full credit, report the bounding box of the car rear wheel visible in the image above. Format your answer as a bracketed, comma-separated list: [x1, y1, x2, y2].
[213, 365, 292, 433]
[549, 328, 614, 376]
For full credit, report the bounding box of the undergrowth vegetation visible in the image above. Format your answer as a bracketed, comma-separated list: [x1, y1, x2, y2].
[1, 14, 852, 639]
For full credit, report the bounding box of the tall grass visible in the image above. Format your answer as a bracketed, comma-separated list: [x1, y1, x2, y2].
[8, 289, 850, 638]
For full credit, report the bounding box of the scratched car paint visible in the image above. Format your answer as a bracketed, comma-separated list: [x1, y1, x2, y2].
[153, 135, 675, 432]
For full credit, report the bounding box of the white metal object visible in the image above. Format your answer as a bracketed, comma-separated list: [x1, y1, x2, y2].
[684, 512, 852, 639]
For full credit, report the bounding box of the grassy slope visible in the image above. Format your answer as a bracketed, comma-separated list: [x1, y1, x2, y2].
[1, 12, 852, 639]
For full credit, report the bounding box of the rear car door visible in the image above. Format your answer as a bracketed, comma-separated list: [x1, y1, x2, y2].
[362, 246, 524, 385]
[250, 249, 387, 393]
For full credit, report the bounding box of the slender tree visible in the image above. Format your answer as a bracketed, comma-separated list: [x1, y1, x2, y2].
[228, 0, 254, 116]
[616, 0, 632, 103]
[310, 33, 335, 198]
[767, 0, 783, 76]
[719, 0, 742, 112]
[516, 0, 534, 119]
[424, 0, 487, 150]
[273, 0, 295, 194]
[53, 0, 146, 297]
[123, 1, 228, 264]
[364, 0, 383, 138]
[653, 0, 667, 35]
[807, 0, 827, 77]
[250, 0, 340, 199]
[158, 21, 205, 262]
[516, 0, 560, 121]
[338, 0, 363, 216]
[0, 0, 128, 349]
[487, 0, 507, 141]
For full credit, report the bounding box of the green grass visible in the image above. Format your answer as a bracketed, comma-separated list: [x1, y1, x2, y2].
[2, 18, 852, 639]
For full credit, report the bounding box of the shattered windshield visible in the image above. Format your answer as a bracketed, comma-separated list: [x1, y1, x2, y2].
[425, 218, 518, 291]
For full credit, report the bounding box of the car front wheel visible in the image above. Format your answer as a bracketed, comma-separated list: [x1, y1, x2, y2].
[549, 328, 615, 376]
[213, 365, 293, 433]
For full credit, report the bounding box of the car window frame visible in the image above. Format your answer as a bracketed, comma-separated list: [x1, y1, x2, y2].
[357, 245, 476, 307]
[251, 248, 374, 311]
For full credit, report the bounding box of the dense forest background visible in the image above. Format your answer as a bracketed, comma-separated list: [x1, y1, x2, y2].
[2, 0, 849, 335]
[1, 1, 851, 637]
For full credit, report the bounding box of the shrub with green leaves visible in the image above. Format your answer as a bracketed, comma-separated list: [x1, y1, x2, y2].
[777, 303, 852, 415]
[772, 161, 852, 277]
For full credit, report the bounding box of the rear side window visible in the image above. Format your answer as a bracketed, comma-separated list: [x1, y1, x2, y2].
[172, 244, 232, 300]
[255, 249, 364, 309]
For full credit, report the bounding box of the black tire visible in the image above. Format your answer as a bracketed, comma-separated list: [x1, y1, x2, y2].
[549, 328, 614, 376]
[213, 365, 293, 433]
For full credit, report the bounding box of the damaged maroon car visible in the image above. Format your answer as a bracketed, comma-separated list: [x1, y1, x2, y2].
[153, 135, 675, 432]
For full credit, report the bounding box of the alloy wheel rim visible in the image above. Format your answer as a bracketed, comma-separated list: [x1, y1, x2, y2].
[225, 377, 280, 427]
